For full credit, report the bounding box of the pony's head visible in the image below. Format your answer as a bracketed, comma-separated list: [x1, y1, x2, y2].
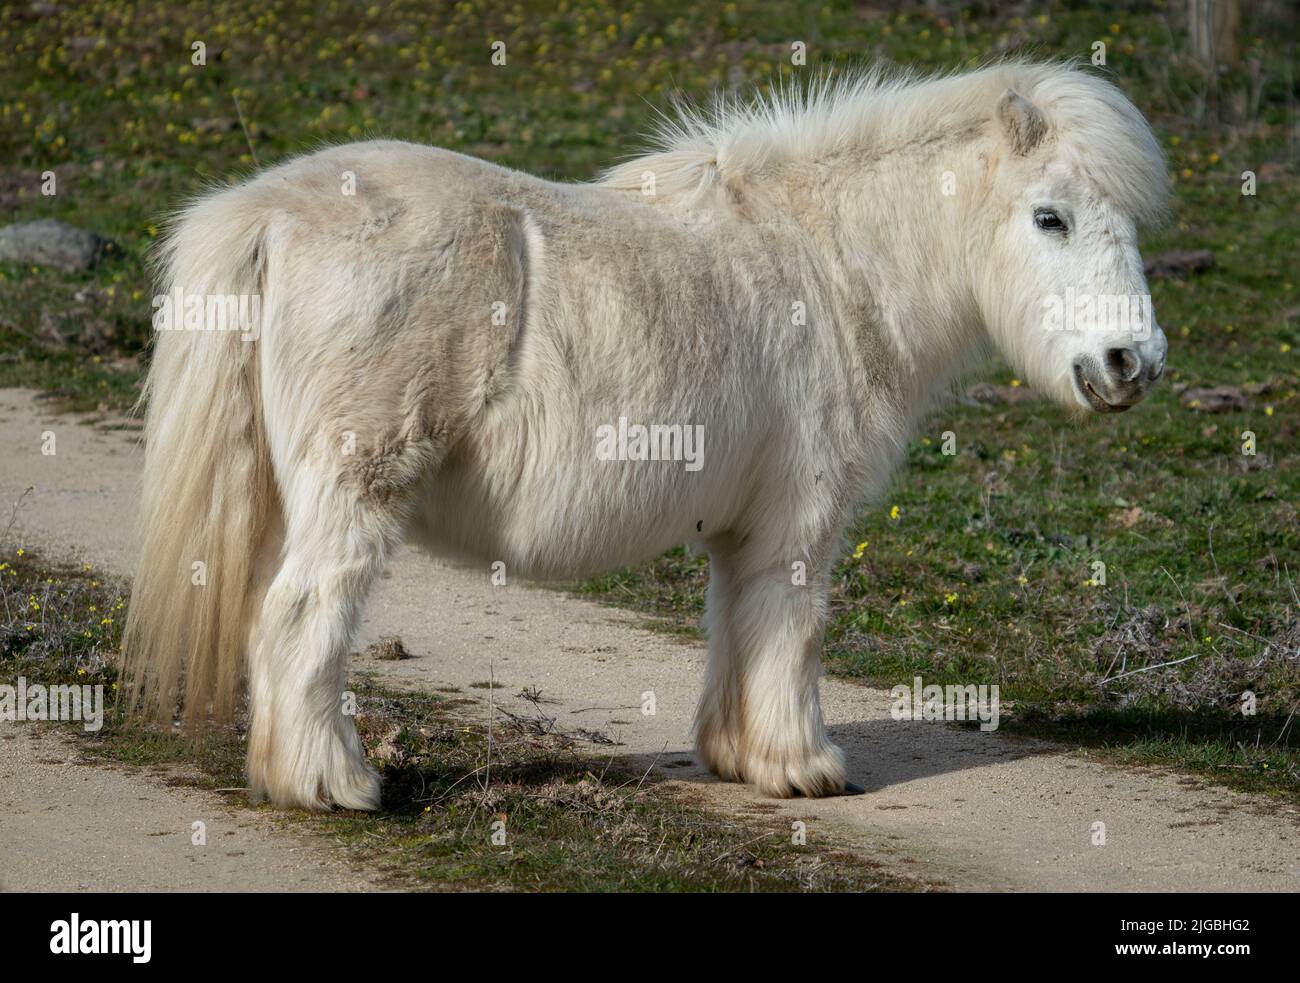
[974, 69, 1168, 414]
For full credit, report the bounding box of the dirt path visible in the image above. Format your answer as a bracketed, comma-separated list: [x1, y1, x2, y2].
[0, 726, 381, 891]
[2, 387, 1298, 891]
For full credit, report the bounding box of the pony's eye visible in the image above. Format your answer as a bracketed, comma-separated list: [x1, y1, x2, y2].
[1034, 208, 1067, 234]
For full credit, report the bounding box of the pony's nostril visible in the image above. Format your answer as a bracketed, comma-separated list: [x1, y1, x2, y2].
[1105, 347, 1141, 384]
[1147, 354, 1166, 382]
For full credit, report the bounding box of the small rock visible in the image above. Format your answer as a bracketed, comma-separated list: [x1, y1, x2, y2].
[1144, 249, 1214, 279]
[364, 635, 413, 661]
[1180, 386, 1247, 413]
[0, 218, 113, 273]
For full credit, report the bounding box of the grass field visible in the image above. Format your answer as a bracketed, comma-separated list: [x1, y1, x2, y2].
[1, 0, 1298, 814]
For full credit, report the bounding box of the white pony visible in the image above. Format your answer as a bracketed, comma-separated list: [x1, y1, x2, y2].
[124, 61, 1169, 810]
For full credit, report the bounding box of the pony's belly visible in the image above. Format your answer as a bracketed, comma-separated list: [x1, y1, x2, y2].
[414, 359, 757, 577]
[417, 456, 727, 580]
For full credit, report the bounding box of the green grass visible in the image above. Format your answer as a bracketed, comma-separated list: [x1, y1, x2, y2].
[1, 2, 1297, 804]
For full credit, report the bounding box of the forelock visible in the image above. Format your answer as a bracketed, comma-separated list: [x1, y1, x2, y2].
[1018, 64, 1169, 227]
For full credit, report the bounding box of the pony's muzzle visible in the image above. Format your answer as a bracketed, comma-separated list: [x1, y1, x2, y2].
[1073, 325, 1167, 413]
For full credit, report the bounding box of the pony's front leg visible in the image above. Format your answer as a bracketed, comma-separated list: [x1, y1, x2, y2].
[720, 548, 848, 798]
[693, 538, 744, 782]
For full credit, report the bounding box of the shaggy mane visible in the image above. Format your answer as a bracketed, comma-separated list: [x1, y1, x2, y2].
[600, 60, 1168, 226]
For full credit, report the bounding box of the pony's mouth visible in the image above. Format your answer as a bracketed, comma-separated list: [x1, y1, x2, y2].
[1072, 363, 1133, 414]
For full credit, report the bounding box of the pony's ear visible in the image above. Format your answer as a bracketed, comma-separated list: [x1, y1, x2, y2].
[997, 88, 1047, 156]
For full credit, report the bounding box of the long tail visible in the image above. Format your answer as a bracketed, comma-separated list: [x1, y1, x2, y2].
[121, 190, 278, 730]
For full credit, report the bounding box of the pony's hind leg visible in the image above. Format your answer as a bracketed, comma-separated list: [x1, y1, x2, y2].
[246, 462, 411, 811]
[236, 162, 529, 811]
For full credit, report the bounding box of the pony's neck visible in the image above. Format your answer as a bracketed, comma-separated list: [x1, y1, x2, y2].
[774, 136, 991, 419]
